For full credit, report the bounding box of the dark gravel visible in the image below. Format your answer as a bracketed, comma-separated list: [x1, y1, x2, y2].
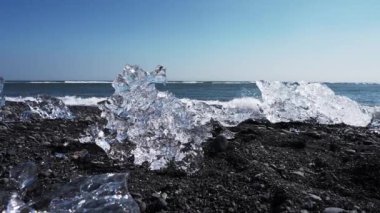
[1, 102, 380, 212]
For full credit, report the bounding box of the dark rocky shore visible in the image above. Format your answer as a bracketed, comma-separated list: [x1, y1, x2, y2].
[1, 102, 380, 212]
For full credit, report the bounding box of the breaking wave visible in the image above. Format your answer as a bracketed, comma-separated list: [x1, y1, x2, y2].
[29, 81, 63, 84]
[6, 96, 106, 106]
[6, 81, 111, 84]
[167, 81, 202, 84]
[211, 81, 252, 84]
[64, 80, 111, 84]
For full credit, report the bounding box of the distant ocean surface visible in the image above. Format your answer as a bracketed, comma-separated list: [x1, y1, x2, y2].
[3, 81, 380, 107]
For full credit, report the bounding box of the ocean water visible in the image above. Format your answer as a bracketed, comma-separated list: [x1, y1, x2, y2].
[3, 81, 380, 107]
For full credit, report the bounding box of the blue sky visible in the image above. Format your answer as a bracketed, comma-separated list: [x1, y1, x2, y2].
[0, 0, 379, 81]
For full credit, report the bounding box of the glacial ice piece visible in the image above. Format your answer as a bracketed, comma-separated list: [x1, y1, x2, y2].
[25, 95, 74, 120]
[9, 161, 37, 191]
[79, 124, 112, 154]
[96, 65, 212, 171]
[6, 193, 35, 213]
[180, 97, 263, 127]
[49, 173, 139, 213]
[369, 109, 380, 133]
[256, 81, 372, 126]
[0, 77, 5, 107]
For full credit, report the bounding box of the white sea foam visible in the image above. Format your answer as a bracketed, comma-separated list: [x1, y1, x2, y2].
[64, 80, 111, 84]
[10, 81, 110, 84]
[6, 96, 106, 106]
[211, 81, 251, 84]
[58, 96, 106, 106]
[6, 96, 37, 102]
[167, 81, 203, 84]
[29, 81, 62, 84]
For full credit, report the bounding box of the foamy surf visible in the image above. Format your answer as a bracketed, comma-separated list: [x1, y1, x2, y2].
[64, 81, 111, 84]
[6, 96, 106, 106]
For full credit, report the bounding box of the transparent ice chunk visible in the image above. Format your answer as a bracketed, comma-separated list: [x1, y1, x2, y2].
[256, 81, 372, 127]
[6, 193, 35, 213]
[369, 108, 380, 133]
[0, 77, 5, 107]
[9, 161, 37, 191]
[95, 65, 212, 171]
[25, 95, 74, 120]
[49, 173, 140, 213]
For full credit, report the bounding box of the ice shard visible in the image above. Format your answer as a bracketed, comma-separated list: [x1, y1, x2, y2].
[9, 161, 37, 191]
[0, 77, 5, 107]
[6, 193, 35, 213]
[49, 173, 139, 213]
[25, 95, 74, 120]
[256, 81, 372, 126]
[94, 65, 212, 171]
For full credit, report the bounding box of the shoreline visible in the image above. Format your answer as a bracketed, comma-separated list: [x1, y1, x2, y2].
[0, 102, 380, 212]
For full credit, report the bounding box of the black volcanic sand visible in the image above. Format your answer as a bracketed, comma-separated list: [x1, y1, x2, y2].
[1, 102, 380, 212]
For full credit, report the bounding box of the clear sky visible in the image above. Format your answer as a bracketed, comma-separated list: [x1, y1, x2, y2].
[0, 0, 379, 82]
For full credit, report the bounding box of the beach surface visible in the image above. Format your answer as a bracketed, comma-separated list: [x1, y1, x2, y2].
[1, 102, 380, 212]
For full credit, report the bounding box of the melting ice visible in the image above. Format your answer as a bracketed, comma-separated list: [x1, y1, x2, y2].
[49, 173, 139, 213]
[257, 81, 372, 127]
[9, 161, 38, 191]
[92, 65, 212, 171]
[0, 77, 5, 107]
[24, 95, 74, 120]
[6, 168, 139, 213]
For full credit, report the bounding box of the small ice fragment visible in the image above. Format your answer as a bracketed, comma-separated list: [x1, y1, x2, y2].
[49, 173, 140, 213]
[291, 170, 305, 177]
[25, 95, 74, 120]
[323, 207, 346, 213]
[220, 129, 235, 140]
[54, 152, 67, 159]
[0, 77, 5, 107]
[9, 161, 37, 191]
[6, 193, 35, 213]
[308, 194, 322, 201]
